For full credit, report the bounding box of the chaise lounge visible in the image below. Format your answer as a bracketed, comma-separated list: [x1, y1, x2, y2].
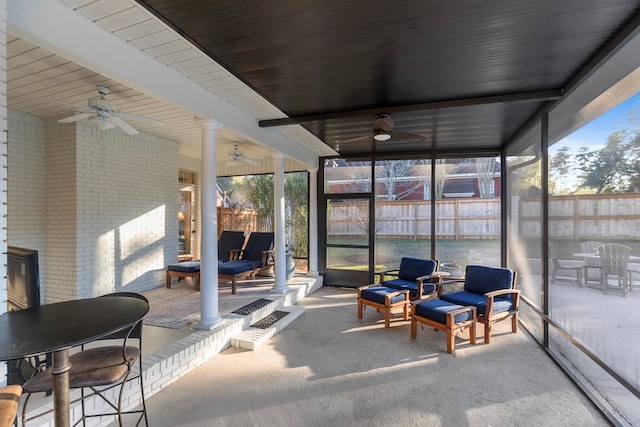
[218, 231, 274, 294]
[166, 230, 246, 291]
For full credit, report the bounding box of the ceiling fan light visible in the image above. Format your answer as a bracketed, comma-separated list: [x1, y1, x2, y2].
[373, 131, 391, 141]
[88, 116, 115, 130]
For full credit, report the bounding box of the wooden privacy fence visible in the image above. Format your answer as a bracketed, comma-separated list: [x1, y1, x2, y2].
[519, 193, 640, 240]
[221, 194, 640, 241]
[328, 199, 501, 239]
[217, 207, 270, 236]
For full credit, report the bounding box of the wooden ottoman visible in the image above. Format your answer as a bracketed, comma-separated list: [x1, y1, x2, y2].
[166, 261, 201, 291]
[411, 299, 476, 354]
[357, 285, 410, 328]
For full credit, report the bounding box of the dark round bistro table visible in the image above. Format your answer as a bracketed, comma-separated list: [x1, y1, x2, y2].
[0, 295, 149, 427]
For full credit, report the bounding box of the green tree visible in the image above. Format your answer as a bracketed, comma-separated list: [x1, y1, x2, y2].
[575, 106, 640, 193]
[577, 131, 630, 193]
[233, 173, 309, 258]
[549, 146, 573, 194]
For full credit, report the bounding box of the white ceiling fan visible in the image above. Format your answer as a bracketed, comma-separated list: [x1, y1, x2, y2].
[57, 85, 164, 135]
[227, 142, 260, 167]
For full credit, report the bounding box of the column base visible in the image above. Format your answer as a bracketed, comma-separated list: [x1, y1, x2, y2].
[192, 316, 225, 331]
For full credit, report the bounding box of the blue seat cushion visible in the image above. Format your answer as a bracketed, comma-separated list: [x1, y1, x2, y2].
[360, 286, 408, 305]
[398, 257, 437, 281]
[167, 261, 200, 273]
[383, 279, 436, 298]
[440, 291, 512, 316]
[463, 265, 514, 301]
[218, 259, 262, 275]
[414, 299, 472, 324]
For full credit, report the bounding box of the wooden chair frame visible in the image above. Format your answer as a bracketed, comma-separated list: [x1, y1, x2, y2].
[437, 271, 520, 344]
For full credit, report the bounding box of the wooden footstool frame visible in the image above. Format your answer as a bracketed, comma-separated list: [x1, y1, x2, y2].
[357, 285, 410, 328]
[411, 300, 477, 354]
[166, 261, 201, 291]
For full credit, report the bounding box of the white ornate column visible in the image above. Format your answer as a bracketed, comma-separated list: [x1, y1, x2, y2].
[271, 153, 289, 293]
[307, 168, 319, 276]
[193, 118, 224, 330]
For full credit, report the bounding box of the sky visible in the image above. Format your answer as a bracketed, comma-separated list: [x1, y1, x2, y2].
[553, 92, 640, 154]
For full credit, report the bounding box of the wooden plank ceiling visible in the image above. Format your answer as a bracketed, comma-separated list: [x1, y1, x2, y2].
[136, 0, 640, 156]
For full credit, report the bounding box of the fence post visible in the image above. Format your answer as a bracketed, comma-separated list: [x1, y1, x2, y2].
[454, 199, 459, 240]
[413, 200, 418, 240]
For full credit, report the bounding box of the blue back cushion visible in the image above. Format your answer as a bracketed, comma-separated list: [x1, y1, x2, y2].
[464, 265, 514, 296]
[243, 232, 274, 261]
[218, 231, 246, 261]
[398, 258, 437, 281]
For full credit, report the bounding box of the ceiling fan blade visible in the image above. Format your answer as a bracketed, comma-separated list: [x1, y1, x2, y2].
[227, 159, 242, 167]
[58, 113, 93, 123]
[241, 157, 260, 167]
[109, 116, 139, 135]
[117, 112, 164, 127]
[388, 132, 426, 142]
[337, 135, 372, 144]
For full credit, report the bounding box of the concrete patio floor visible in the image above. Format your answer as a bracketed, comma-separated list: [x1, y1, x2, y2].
[141, 283, 611, 427]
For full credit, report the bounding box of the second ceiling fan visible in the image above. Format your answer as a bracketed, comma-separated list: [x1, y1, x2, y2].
[341, 113, 426, 144]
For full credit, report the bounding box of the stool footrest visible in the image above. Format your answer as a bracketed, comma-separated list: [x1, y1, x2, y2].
[357, 285, 411, 328]
[411, 299, 477, 354]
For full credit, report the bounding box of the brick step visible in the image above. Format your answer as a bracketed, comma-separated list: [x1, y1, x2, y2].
[231, 305, 305, 350]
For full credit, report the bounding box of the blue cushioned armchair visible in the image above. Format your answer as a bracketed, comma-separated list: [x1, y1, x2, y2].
[437, 265, 519, 344]
[378, 257, 440, 300]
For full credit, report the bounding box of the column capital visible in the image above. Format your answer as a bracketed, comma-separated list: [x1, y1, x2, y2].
[307, 167, 318, 174]
[195, 118, 223, 131]
[272, 152, 287, 160]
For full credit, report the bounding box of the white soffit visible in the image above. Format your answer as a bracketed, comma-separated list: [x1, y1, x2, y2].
[56, 0, 336, 160]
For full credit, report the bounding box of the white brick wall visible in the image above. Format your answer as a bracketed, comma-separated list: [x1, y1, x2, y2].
[45, 122, 80, 302]
[0, 0, 7, 384]
[68, 122, 179, 298]
[7, 115, 180, 303]
[7, 111, 47, 303]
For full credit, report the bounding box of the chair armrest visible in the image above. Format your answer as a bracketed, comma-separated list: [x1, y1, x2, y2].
[436, 279, 466, 297]
[377, 269, 400, 284]
[228, 249, 242, 261]
[485, 289, 521, 299]
[483, 289, 521, 319]
[416, 271, 448, 284]
[261, 250, 275, 267]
